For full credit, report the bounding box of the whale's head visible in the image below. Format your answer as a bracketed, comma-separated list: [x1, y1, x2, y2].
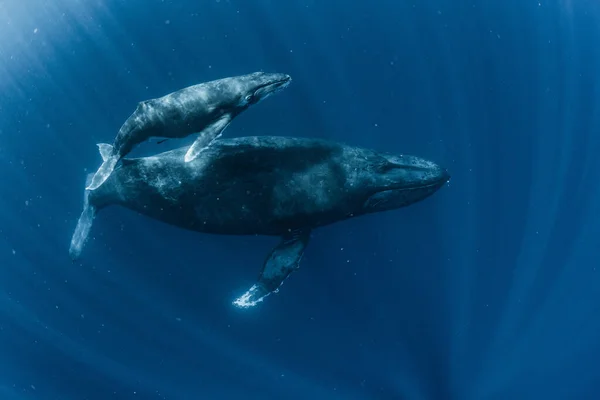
[226, 71, 292, 109]
[361, 154, 450, 214]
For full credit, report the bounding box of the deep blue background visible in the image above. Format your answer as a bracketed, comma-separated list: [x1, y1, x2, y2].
[2, 0, 600, 399]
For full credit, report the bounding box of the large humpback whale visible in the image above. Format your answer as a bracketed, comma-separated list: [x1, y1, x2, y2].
[86, 71, 292, 191]
[70, 136, 449, 308]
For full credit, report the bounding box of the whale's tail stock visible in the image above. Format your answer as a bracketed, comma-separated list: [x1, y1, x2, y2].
[69, 173, 97, 261]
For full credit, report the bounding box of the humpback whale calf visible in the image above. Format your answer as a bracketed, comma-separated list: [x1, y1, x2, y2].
[86, 71, 292, 191]
[70, 136, 449, 308]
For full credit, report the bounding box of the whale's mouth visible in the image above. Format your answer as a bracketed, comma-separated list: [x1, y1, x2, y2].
[381, 166, 450, 191]
[256, 75, 292, 94]
[254, 75, 292, 98]
[362, 169, 450, 213]
[248, 75, 291, 105]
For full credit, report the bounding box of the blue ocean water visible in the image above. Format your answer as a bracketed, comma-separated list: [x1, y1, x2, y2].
[2, 0, 600, 398]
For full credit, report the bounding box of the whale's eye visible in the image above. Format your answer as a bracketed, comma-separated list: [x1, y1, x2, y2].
[245, 94, 253, 102]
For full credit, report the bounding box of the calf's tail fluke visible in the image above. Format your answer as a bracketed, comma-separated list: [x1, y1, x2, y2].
[86, 143, 118, 191]
[69, 174, 97, 261]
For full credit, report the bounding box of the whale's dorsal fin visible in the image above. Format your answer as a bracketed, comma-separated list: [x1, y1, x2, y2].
[136, 99, 151, 109]
[184, 114, 232, 163]
[233, 229, 311, 308]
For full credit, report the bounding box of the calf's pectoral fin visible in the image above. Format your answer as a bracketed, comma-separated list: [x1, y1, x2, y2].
[233, 229, 311, 308]
[184, 114, 232, 163]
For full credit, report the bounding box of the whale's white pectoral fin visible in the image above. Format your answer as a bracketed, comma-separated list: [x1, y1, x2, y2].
[232, 284, 268, 308]
[233, 229, 311, 308]
[184, 114, 232, 163]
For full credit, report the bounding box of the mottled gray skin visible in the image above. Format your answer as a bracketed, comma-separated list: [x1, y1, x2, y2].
[85, 71, 291, 191]
[113, 72, 291, 157]
[74, 136, 449, 308]
[90, 136, 449, 234]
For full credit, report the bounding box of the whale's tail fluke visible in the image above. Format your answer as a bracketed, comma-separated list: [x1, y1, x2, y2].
[69, 174, 97, 261]
[86, 143, 118, 191]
